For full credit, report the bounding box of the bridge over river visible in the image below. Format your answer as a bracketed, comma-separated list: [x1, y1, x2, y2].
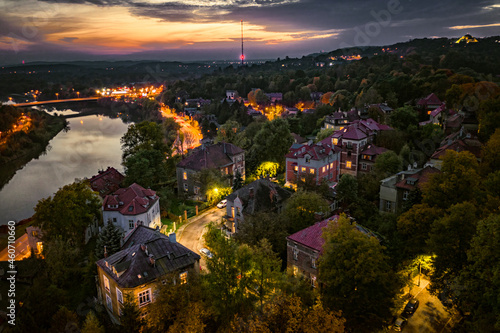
[13, 97, 99, 107]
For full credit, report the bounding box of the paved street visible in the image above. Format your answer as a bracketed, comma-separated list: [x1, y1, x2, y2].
[0, 233, 30, 261]
[402, 277, 454, 333]
[177, 207, 226, 269]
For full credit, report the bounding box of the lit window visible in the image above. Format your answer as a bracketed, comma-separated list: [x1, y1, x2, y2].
[310, 168, 315, 174]
[116, 288, 123, 304]
[305, 156, 310, 163]
[183, 172, 187, 180]
[322, 166, 326, 173]
[106, 294, 113, 310]
[112, 217, 117, 223]
[129, 220, 134, 229]
[293, 265, 299, 276]
[301, 167, 306, 173]
[294, 166, 298, 172]
[346, 161, 352, 169]
[332, 138, 338, 145]
[104, 275, 110, 292]
[231, 206, 235, 218]
[330, 162, 333, 169]
[138, 289, 151, 307]
[179, 271, 188, 285]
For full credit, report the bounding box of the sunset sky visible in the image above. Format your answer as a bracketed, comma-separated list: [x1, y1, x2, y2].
[1, 0, 499, 64]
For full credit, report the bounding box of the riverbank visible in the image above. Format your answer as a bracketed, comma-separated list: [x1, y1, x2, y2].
[0, 109, 66, 189]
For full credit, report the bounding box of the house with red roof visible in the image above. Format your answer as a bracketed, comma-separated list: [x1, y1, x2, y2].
[285, 137, 341, 187]
[102, 183, 161, 234]
[417, 93, 442, 111]
[176, 142, 245, 199]
[89, 167, 125, 198]
[358, 144, 388, 174]
[286, 215, 377, 287]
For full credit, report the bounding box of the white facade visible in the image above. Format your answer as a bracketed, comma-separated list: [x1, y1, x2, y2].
[103, 200, 161, 234]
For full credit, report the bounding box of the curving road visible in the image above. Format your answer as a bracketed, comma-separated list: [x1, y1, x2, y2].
[0, 233, 30, 261]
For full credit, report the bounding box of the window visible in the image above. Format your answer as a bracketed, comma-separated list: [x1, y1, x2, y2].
[403, 191, 409, 201]
[305, 156, 310, 163]
[179, 271, 188, 285]
[128, 205, 133, 212]
[310, 168, 315, 174]
[116, 288, 123, 304]
[294, 165, 298, 172]
[386, 201, 392, 211]
[301, 167, 306, 173]
[332, 138, 338, 145]
[106, 294, 112, 310]
[129, 220, 134, 229]
[346, 161, 352, 169]
[322, 166, 326, 173]
[311, 275, 317, 288]
[138, 289, 151, 307]
[293, 248, 298, 260]
[231, 206, 235, 218]
[194, 186, 200, 195]
[330, 162, 334, 169]
[183, 183, 188, 192]
[183, 172, 187, 180]
[311, 258, 317, 268]
[293, 265, 298, 276]
[103, 275, 110, 292]
[112, 217, 117, 223]
[361, 163, 367, 170]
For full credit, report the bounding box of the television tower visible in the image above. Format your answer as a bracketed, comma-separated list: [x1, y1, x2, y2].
[241, 20, 244, 66]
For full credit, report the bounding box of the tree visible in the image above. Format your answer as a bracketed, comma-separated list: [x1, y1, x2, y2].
[458, 214, 500, 332]
[480, 128, 500, 175]
[427, 202, 478, 295]
[315, 128, 334, 142]
[33, 181, 101, 247]
[232, 170, 244, 191]
[44, 239, 82, 288]
[477, 95, 500, 142]
[284, 190, 329, 234]
[123, 148, 171, 188]
[121, 121, 170, 160]
[249, 118, 293, 171]
[319, 215, 400, 332]
[49, 306, 79, 333]
[95, 221, 122, 259]
[255, 161, 279, 179]
[374, 150, 402, 176]
[336, 174, 358, 209]
[216, 120, 241, 144]
[120, 293, 145, 333]
[81, 311, 105, 333]
[389, 106, 418, 131]
[423, 150, 481, 209]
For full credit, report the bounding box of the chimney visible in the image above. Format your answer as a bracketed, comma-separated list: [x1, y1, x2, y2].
[104, 246, 108, 258]
[249, 187, 254, 199]
[141, 244, 147, 253]
[169, 233, 177, 243]
[149, 254, 155, 267]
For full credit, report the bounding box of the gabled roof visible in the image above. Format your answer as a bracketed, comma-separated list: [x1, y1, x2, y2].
[103, 183, 158, 215]
[430, 104, 446, 117]
[176, 142, 244, 171]
[89, 167, 125, 197]
[431, 138, 482, 160]
[286, 137, 341, 160]
[226, 179, 292, 215]
[417, 93, 442, 106]
[361, 144, 387, 156]
[395, 166, 441, 190]
[287, 215, 377, 254]
[342, 124, 369, 140]
[97, 226, 200, 288]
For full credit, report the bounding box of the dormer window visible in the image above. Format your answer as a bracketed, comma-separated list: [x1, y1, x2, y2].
[305, 156, 310, 163]
[128, 206, 134, 212]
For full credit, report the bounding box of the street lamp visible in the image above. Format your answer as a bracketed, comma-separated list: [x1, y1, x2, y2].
[55, 93, 59, 100]
[77, 91, 80, 98]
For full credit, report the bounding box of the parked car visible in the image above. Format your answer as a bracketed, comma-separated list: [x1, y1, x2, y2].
[393, 317, 407, 331]
[199, 248, 214, 259]
[217, 199, 227, 208]
[404, 298, 420, 316]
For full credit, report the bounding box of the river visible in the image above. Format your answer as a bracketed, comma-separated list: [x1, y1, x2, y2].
[0, 108, 131, 223]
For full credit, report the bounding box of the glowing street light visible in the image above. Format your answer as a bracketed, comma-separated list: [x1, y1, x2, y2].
[77, 91, 80, 98]
[55, 93, 59, 100]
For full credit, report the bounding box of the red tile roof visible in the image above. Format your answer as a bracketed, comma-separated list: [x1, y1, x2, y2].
[103, 183, 158, 216]
[287, 215, 340, 253]
[417, 93, 442, 107]
[89, 167, 125, 197]
[342, 124, 369, 140]
[361, 144, 387, 156]
[395, 166, 441, 190]
[286, 138, 341, 160]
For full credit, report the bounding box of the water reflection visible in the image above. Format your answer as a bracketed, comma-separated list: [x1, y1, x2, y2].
[0, 110, 130, 222]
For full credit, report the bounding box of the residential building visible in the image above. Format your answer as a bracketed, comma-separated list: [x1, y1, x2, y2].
[176, 142, 245, 199]
[226, 90, 238, 100]
[102, 183, 161, 234]
[26, 226, 44, 258]
[379, 166, 440, 213]
[323, 112, 350, 131]
[286, 215, 377, 287]
[96, 226, 200, 324]
[225, 179, 292, 233]
[285, 137, 341, 187]
[358, 144, 388, 174]
[89, 167, 125, 198]
[429, 129, 482, 169]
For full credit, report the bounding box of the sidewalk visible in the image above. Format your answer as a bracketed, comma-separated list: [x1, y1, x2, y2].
[175, 207, 218, 241]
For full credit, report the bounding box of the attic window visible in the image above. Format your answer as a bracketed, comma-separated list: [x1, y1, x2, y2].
[128, 206, 133, 212]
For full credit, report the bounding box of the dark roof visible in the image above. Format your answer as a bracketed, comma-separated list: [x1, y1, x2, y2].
[445, 114, 464, 128]
[89, 167, 124, 197]
[342, 124, 369, 140]
[417, 93, 442, 107]
[96, 226, 200, 288]
[226, 179, 292, 215]
[286, 137, 341, 160]
[361, 144, 387, 156]
[431, 138, 482, 160]
[395, 166, 441, 190]
[103, 183, 158, 215]
[176, 142, 244, 171]
[291, 133, 307, 144]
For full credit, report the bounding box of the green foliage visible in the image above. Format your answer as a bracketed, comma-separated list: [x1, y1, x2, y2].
[458, 214, 500, 332]
[120, 121, 170, 160]
[120, 293, 145, 333]
[216, 120, 241, 144]
[315, 128, 334, 142]
[374, 150, 402, 176]
[95, 221, 123, 259]
[81, 311, 105, 333]
[284, 190, 329, 234]
[480, 128, 500, 175]
[49, 306, 79, 333]
[33, 180, 101, 247]
[389, 105, 418, 131]
[232, 170, 244, 191]
[336, 174, 358, 208]
[255, 161, 279, 178]
[319, 215, 400, 332]
[123, 148, 171, 188]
